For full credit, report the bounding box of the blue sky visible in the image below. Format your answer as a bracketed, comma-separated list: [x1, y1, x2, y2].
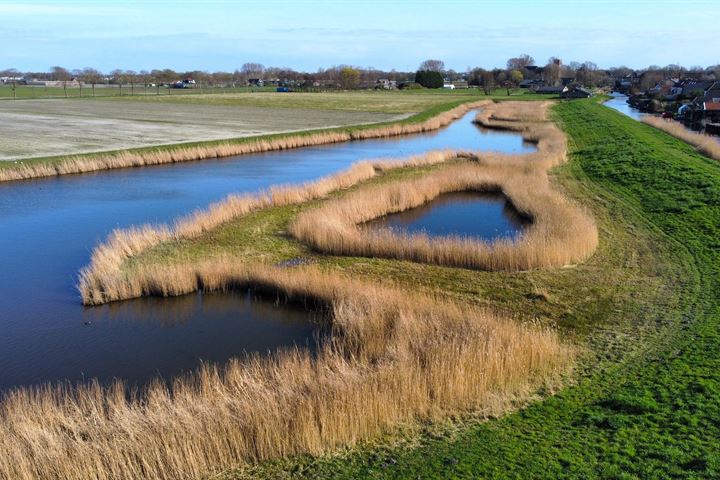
[1, 0, 718, 72]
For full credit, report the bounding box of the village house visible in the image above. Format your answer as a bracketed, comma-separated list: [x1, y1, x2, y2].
[533, 86, 564, 95]
[703, 82, 720, 124]
[375, 78, 397, 89]
[561, 85, 594, 99]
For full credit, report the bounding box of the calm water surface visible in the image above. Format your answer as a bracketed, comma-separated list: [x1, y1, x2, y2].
[0, 110, 534, 391]
[365, 191, 527, 241]
[604, 93, 644, 120]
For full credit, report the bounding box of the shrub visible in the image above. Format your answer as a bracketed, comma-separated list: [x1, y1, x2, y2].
[415, 70, 444, 89]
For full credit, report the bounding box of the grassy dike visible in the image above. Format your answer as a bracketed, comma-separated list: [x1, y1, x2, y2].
[212, 100, 720, 478]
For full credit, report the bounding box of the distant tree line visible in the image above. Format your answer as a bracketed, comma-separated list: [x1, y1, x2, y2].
[2, 57, 719, 92]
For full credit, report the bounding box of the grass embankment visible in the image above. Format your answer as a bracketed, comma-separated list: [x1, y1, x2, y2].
[0, 97, 487, 182]
[224, 99, 720, 478]
[642, 115, 720, 161]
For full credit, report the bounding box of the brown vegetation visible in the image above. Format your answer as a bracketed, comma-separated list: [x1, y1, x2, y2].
[0, 100, 490, 182]
[0, 263, 572, 480]
[472, 101, 567, 169]
[291, 101, 596, 271]
[78, 149, 465, 305]
[289, 162, 598, 271]
[79, 101, 578, 305]
[641, 116, 720, 161]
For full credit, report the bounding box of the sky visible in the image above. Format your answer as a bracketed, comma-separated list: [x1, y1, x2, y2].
[1, 0, 719, 73]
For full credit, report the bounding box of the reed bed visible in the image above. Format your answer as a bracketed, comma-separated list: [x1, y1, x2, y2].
[290, 162, 598, 271]
[472, 102, 567, 169]
[78, 149, 465, 305]
[291, 101, 595, 271]
[79, 101, 578, 304]
[0, 100, 585, 479]
[0, 100, 491, 183]
[641, 116, 720, 161]
[0, 263, 573, 480]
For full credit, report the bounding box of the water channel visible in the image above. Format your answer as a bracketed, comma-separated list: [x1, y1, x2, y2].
[0, 110, 534, 391]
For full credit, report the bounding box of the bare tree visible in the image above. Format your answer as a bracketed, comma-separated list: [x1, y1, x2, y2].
[50, 66, 71, 81]
[544, 57, 562, 86]
[506, 54, 535, 71]
[80, 68, 103, 96]
[419, 59, 445, 72]
[241, 62, 264, 82]
[481, 70, 495, 95]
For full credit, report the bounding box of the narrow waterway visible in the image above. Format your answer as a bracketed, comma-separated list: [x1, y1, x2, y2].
[605, 93, 720, 143]
[365, 191, 527, 241]
[0, 110, 535, 391]
[604, 93, 644, 120]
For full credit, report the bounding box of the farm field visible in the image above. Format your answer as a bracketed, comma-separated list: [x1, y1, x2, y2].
[0, 90, 553, 165]
[96, 89, 516, 112]
[0, 97, 406, 161]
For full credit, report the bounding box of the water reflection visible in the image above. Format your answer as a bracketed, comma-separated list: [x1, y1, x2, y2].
[365, 191, 528, 241]
[21, 291, 322, 390]
[0, 110, 534, 391]
[604, 93, 645, 121]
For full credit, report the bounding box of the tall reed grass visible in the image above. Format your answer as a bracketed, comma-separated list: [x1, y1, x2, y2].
[0, 100, 491, 182]
[291, 101, 596, 271]
[641, 116, 720, 161]
[0, 100, 586, 479]
[0, 264, 573, 480]
[78, 149, 465, 305]
[472, 101, 567, 169]
[290, 163, 598, 271]
[79, 101, 566, 305]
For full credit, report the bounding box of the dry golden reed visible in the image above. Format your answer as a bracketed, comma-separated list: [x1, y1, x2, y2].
[290, 162, 598, 271]
[641, 116, 720, 161]
[78, 101, 572, 305]
[0, 100, 491, 182]
[78, 149, 464, 305]
[291, 101, 596, 271]
[0, 263, 573, 480]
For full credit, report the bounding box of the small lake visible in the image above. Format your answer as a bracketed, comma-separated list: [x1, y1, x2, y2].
[365, 191, 527, 241]
[0, 110, 534, 392]
[604, 93, 645, 120]
[4, 292, 322, 390]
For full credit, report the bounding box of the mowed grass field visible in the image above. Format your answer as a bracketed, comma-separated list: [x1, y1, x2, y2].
[97, 89, 507, 113]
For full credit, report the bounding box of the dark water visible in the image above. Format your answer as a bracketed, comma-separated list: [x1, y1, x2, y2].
[0, 111, 534, 391]
[365, 191, 527, 241]
[604, 93, 644, 120]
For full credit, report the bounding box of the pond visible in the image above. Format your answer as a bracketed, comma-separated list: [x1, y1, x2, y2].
[0, 110, 534, 391]
[364, 191, 527, 241]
